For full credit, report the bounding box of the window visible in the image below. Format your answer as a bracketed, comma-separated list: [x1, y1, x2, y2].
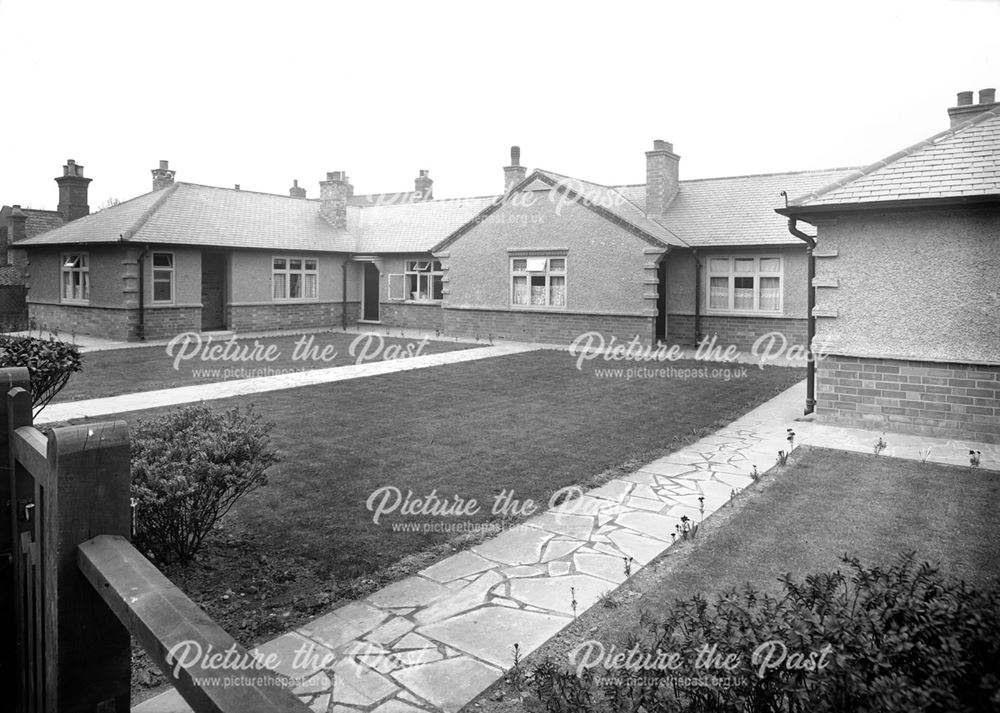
[707, 256, 782, 313]
[61, 253, 90, 302]
[404, 259, 443, 301]
[273, 256, 318, 300]
[511, 256, 566, 308]
[152, 252, 174, 303]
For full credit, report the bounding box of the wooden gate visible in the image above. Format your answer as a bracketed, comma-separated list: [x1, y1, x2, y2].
[1, 366, 310, 713]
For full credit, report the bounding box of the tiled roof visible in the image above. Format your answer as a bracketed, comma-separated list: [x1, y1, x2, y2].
[20, 184, 355, 252]
[534, 170, 689, 248]
[615, 168, 855, 247]
[351, 195, 497, 253]
[787, 108, 1000, 208]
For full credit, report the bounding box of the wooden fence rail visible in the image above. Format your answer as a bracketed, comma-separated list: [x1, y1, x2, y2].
[1, 366, 310, 712]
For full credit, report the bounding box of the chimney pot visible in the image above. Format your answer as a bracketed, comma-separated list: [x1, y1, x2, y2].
[289, 179, 307, 198]
[979, 88, 996, 104]
[55, 159, 92, 221]
[234, 184, 240, 190]
[414, 170, 434, 201]
[948, 88, 997, 127]
[645, 139, 680, 216]
[152, 160, 176, 191]
[957, 91, 974, 106]
[320, 170, 352, 228]
[504, 146, 526, 193]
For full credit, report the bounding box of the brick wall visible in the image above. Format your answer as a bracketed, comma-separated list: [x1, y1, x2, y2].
[142, 308, 201, 339]
[380, 302, 444, 333]
[667, 314, 807, 350]
[816, 354, 1000, 443]
[443, 308, 654, 344]
[228, 301, 359, 332]
[29, 303, 139, 340]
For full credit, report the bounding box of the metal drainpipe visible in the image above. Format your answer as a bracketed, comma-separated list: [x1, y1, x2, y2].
[137, 245, 150, 341]
[692, 249, 701, 345]
[787, 219, 817, 415]
[342, 260, 348, 330]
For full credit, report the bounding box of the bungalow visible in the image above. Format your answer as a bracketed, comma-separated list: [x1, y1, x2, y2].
[778, 88, 1000, 443]
[16, 147, 854, 347]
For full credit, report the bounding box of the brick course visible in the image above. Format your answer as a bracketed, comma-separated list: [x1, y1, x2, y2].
[29, 303, 139, 340]
[443, 308, 654, 344]
[380, 302, 444, 333]
[228, 302, 359, 332]
[817, 354, 1000, 443]
[667, 313, 807, 350]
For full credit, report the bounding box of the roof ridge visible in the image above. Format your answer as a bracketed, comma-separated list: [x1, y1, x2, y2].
[175, 181, 306, 201]
[611, 167, 862, 190]
[790, 108, 1000, 207]
[121, 183, 180, 241]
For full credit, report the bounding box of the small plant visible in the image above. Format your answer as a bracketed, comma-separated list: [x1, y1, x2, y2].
[131, 404, 280, 564]
[599, 590, 620, 609]
[750, 464, 760, 480]
[786, 428, 796, 450]
[970, 450, 982, 468]
[777, 450, 789, 466]
[507, 642, 525, 687]
[670, 531, 676, 543]
[919, 447, 932, 463]
[623, 556, 634, 578]
[570, 587, 578, 618]
[680, 515, 691, 540]
[874, 434, 888, 456]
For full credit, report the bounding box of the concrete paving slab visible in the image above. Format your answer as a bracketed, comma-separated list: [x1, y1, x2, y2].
[389, 656, 501, 713]
[421, 551, 495, 583]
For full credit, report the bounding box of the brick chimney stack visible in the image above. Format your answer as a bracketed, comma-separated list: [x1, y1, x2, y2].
[645, 140, 680, 216]
[8, 205, 27, 243]
[947, 87, 999, 127]
[320, 171, 351, 229]
[152, 160, 176, 191]
[55, 159, 91, 222]
[289, 179, 307, 199]
[414, 170, 434, 201]
[504, 146, 526, 193]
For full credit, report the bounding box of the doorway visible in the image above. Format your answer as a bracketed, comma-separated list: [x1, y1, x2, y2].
[201, 252, 227, 330]
[362, 262, 380, 322]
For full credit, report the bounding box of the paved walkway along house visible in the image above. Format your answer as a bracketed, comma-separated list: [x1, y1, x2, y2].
[133, 379, 999, 713]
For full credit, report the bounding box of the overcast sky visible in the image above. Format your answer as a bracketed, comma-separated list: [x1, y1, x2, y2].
[1, 0, 998, 211]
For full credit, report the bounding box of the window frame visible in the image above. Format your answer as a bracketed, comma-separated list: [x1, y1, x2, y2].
[401, 259, 443, 302]
[509, 255, 567, 309]
[705, 254, 783, 315]
[60, 252, 90, 304]
[272, 255, 319, 301]
[151, 251, 175, 304]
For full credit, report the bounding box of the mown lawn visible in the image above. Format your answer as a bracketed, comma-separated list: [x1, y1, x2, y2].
[631, 446, 1000, 607]
[71, 351, 803, 581]
[53, 330, 472, 402]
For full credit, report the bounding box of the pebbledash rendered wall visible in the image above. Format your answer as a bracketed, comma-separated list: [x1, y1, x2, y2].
[810, 208, 1000, 443]
[436, 190, 662, 344]
[664, 246, 809, 349]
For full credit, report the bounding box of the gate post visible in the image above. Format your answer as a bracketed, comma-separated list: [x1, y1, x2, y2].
[46, 420, 132, 713]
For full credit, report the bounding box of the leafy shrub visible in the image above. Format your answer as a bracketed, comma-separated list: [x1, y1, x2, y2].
[0, 335, 83, 414]
[528, 554, 1000, 712]
[131, 404, 280, 564]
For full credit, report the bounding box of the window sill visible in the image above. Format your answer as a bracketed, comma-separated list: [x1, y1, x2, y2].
[704, 310, 786, 317]
[271, 298, 320, 304]
[60, 299, 90, 305]
[509, 305, 567, 311]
